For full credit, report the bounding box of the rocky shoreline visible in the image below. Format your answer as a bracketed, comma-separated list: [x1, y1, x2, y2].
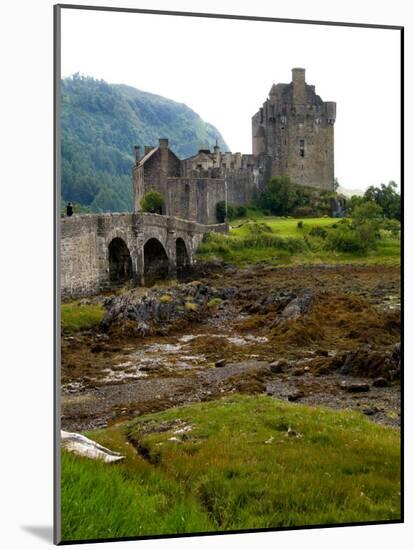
[61, 264, 401, 431]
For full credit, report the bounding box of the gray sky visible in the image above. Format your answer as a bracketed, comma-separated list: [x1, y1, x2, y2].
[61, 8, 401, 191]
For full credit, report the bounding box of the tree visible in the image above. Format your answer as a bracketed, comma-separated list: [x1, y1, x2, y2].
[333, 178, 340, 192]
[140, 190, 165, 214]
[351, 201, 383, 249]
[259, 176, 297, 215]
[345, 194, 365, 216]
[363, 181, 400, 220]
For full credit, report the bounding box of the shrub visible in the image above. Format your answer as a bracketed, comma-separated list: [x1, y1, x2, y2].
[325, 226, 368, 253]
[258, 176, 297, 215]
[364, 181, 401, 221]
[216, 202, 248, 222]
[381, 218, 401, 238]
[297, 221, 304, 229]
[245, 222, 273, 235]
[352, 201, 383, 228]
[309, 226, 328, 239]
[235, 205, 247, 218]
[141, 190, 165, 214]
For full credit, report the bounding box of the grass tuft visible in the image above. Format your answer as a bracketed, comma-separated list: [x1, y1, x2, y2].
[61, 302, 105, 332]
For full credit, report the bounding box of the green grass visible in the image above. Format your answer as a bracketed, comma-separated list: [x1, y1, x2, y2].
[197, 217, 400, 267]
[61, 302, 105, 332]
[61, 395, 400, 541]
[232, 216, 336, 237]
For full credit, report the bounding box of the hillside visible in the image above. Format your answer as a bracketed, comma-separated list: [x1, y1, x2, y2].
[61, 74, 229, 213]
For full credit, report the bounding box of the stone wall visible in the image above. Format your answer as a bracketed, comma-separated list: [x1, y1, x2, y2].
[165, 177, 225, 225]
[61, 215, 102, 297]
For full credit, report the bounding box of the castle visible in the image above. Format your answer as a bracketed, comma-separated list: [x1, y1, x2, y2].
[61, 68, 336, 297]
[133, 68, 336, 225]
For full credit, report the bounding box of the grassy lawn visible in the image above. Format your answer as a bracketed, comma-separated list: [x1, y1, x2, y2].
[61, 302, 105, 332]
[232, 216, 336, 237]
[196, 217, 400, 267]
[61, 395, 400, 541]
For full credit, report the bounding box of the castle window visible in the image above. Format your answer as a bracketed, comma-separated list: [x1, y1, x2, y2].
[299, 139, 305, 157]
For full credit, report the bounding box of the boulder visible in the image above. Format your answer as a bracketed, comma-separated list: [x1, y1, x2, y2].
[341, 382, 370, 393]
[372, 377, 389, 388]
[338, 347, 396, 380]
[269, 360, 288, 374]
[280, 290, 316, 321]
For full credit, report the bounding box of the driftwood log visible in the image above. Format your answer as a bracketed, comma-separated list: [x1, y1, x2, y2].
[61, 430, 125, 463]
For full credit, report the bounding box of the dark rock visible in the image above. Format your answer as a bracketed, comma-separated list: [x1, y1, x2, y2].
[338, 347, 394, 379]
[100, 281, 222, 333]
[215, 359, 226, 368]
[341, 382, 370, 393]
[392, 342, 401, 365]
[292, 368, 305, 377]
[388, 369, 400, 382]
[220, 287, 239, 300]
[91, 343, 105, 353]
[363, 407, 379, 416]
[372, 377, 389, 388]
[269, 360, 288, 374]
[280, 290, 316, 321]
[288, 391, 304, 402]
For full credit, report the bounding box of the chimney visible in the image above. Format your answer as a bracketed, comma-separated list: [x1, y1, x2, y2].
[159, 138, 169, 179]
[134, 145, 141, 165]
[213, 139, 221, 167]
[292, 67, 306, 105]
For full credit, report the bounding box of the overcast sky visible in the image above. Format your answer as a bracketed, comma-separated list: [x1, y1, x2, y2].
[61, 8, 401, 191]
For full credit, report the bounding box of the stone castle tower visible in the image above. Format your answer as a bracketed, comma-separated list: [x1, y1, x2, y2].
[133, 68, 336, 225]
[252, 68, 336, 190]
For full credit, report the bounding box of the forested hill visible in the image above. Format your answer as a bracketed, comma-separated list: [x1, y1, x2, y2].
[61, 74, 229, 212]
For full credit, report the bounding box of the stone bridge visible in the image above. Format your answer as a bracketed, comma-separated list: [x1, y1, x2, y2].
[60, 212, 227, 299]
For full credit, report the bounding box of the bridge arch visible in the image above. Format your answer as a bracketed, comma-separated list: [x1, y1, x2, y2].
[108, 237, 133, 283]
[144, 237, 169, 284]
